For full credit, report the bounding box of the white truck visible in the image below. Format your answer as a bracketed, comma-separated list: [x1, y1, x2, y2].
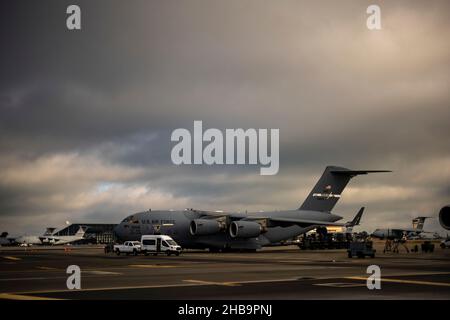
[141, 235, 182, 256]
[113, 241, 142, 256]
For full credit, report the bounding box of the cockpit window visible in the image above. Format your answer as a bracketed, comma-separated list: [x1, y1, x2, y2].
[121, 215, 140, 224]
[121, 215, 133, 223]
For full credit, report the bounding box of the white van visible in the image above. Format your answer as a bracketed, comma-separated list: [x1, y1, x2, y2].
[140, 235, 182, 256]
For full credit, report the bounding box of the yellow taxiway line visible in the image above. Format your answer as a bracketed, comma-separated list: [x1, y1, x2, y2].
[183, 279, 241, 287]
[2, 256, 22, 261]
[128, 264, 177, 268]
[0, 293, 63, 300]
[346, 276, 450, 287]
[36, 266, 58, 270]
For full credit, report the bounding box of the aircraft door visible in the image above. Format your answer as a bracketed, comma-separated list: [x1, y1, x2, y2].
[156, 238, 161, 252]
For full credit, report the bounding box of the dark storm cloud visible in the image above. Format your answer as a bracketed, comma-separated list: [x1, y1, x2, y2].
[0, 0, 449, 234]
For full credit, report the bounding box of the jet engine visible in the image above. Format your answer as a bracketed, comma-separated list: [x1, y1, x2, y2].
[439, 205, 450, 230]
[229, 221, 262, 238]
[189, 219, 225, 236]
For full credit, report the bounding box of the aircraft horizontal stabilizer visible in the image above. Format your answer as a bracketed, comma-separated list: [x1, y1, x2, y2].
[330, 169, 391, 175]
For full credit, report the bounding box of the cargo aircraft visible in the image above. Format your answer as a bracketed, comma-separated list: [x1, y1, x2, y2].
[114, 166, 389, 251]
[371, 217, 436, 240]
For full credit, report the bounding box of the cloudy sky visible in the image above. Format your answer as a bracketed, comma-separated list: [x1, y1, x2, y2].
[1, 0, 449, 236]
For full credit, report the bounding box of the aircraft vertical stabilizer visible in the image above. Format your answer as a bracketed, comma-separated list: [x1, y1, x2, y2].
[299, 166, 390, 212]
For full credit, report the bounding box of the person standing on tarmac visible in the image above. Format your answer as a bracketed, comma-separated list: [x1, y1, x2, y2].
[393, 233, 410, 253]
[400, 233, 410, 253]
[383, 238, 392, 253]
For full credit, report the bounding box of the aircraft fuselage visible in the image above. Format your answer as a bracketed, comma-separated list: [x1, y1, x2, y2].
[113, 209, 342, 250]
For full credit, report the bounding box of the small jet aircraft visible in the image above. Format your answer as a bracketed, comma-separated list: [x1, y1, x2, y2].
[114, 166, 389, 251]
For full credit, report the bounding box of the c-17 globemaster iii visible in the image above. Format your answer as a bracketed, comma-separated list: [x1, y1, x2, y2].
[114, 166, 389, 251]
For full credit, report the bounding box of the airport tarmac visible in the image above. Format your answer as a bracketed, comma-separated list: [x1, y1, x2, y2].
[1, 242, 449, 300]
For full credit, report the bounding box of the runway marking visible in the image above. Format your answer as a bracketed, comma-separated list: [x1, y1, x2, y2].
[36, 266, 58, 270]
[6, 283, 205, 296]
[278, 262, 350, 269]
[128, 264, 177, 268]
[279, 259, 317, 262]
[346, 276, 450, 287]
[0, 293, 63, 300]
[375, 271, 450, 277]
[314, 282, 366, 288]
[187, 254, 292, 260]
[4, 271, 450, 298]
[0, 277, 50, 281]
[183, 279, 241, 287]
[2, 256, 21, 261]
[83, 270, 122, 275]
[5, 278, 300, 296]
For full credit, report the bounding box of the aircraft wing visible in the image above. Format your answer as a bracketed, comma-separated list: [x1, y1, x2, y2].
[193, 209, 346, 227]
[389, 228, 419, 233]
[39, 236, 60, 242]
[192, 209, 247, 219]
[243, 216, 346, 228]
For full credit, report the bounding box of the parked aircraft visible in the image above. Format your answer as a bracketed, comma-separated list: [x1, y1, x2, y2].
[0, 232, 13, 246]
[13, 228, 54, 246]
[371, 217, 435, 240]
[39, 226, 87, 245]
[13, 226, 87, 246]
[114, 166, 389, 251]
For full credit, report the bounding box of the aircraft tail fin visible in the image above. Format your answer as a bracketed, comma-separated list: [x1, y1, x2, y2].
[299, 166, 390, 212]
[346, 207, 364, 227]
[43, 228, 56, 236]
[76, 226, 87, 236]
[345, 207, 364, 233]
[412, 217, 430, 231]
